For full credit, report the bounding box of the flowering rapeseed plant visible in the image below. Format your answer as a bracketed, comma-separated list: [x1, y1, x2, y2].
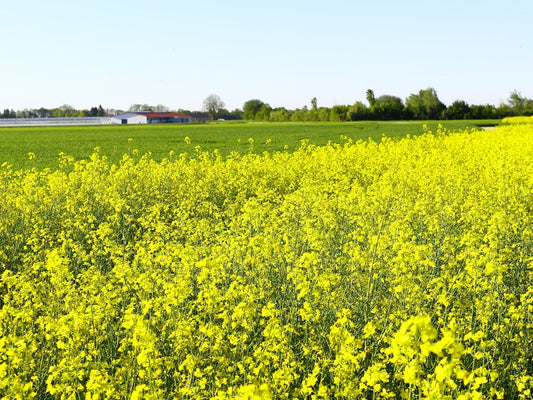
[502, 116, 533, 124]
[0, 124, 532, 398]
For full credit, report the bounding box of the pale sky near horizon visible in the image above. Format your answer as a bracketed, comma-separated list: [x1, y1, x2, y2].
[1, 0, 531, 112]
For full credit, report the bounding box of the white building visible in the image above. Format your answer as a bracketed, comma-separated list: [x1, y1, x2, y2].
[110, 113, 147, 124]
[0, 117, 113, 127]
[0, 111, 192, 127]
[111, 111, 191, 124]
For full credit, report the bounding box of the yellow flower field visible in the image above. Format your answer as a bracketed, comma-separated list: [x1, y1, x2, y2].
[1, 124, 532, 399]
[502, 116, 533, 124]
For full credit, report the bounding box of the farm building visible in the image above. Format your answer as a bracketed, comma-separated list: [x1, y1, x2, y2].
[112, 111, 191, 124]
[0, 117, 113, 127]
[189, 112, 211, 122]
[0, 111, 192, 127]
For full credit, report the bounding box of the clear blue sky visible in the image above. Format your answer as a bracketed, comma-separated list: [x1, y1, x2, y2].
[1, 0, 531, 112]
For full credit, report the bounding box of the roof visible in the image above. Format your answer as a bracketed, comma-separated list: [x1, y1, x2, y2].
[113, 113, 147, 119]
[133, 111, 191, 118]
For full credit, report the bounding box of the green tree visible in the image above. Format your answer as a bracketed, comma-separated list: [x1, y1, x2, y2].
[329, 105, 349, 121]
[290, 107, 308, 122]
[53, 105, 75, 118]
[17, 109, 30, 118]
[372, 95, 404, 120]
[316, 107, 330, 121]
[366, 89, 376, 107]
[58, 104, 76, 117]
[348, 101, 370, 121]
[255, 104, 272, 121]
[495, 104, 514, 118]
[36, 108, 52, 118]
[480, 104, 497, 119]
[129, 104, 154, 112]
[215, 108, 242, 120]
[507, 90, 532, 115]
[405, 88, 446, 119]
[445, 100, 471, 120]
[269, 108, 289, 122]
[1, 109, 16, 118]
[467, 104, 498, 119]
[230, 109, 244, 119]
[243, 99, 265, 120]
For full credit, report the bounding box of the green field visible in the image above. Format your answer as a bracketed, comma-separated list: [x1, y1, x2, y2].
[0, 120, 499, 169]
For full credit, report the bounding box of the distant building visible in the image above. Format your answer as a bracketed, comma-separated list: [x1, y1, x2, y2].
[111, 111, 191, 124]
[0, 117, 112, 127]
[110, 113, 145, 125]
[0, 111, 192, 127]
[189, 112, 210, 123]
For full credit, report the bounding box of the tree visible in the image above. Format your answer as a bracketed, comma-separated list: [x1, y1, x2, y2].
[445, 100, 471, 120]
[243, 99, 264, 120]
[217, 108, 243, 120]
[372, 95, 404, 120]
[507, 90, 532, 115]
[468, 104, 498, 119]
[203, 94, 225, 121]
[60, 104, 75, 117]
[53, 104, 76, 118]
[316, 107, 330, 121]
[308, 98, 320, 121]
[255, 104, 272, 121]
[405, 88, 446, 119]
[290, 107, 308, 122]
[1, 109, 16, 118]
[269, 108, 289, 122]
[347, 101, 370, 121]
[129, 104, 154, 112]
[366, 89, 376, 107]
[480, 104, 497, 119]
[36, 108, 52, 118]
[329, 105, 349, 121]
[230, 109, 244, 120]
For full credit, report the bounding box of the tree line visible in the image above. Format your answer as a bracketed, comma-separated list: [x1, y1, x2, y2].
[1, 105, 107, 119]
[2, 89, 532, 121]
[241, 89, 533, 122]
[0, 102, 244, 121]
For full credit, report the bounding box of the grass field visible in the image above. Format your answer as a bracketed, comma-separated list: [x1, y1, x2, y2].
[0, 119, 499, 169]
